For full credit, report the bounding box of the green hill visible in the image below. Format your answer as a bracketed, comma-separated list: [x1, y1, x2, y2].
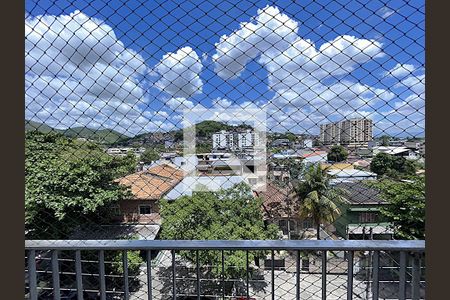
[26, 119, 254, 147]
[62, 127, 128, 144]
[25, 120, 62, 134]
[25, 120, 128, 145]
[119, 120, 253, 147]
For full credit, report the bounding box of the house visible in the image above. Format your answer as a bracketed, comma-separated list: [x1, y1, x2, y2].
[114, 164, 184, 224]
[302, 151, 328, 166]
[352, 159, 371, 169]
[321, 163, 354, 171]
[257, 182, 315, 240]
[328, 169, 377, 183]
[332, 182, 394, 240]
[164, 175, 247, 200]
[271, 149, 300, 159]
[268, 163, 291, 183]
[271, 138, 291, 147]
[373, 146, 420, 160]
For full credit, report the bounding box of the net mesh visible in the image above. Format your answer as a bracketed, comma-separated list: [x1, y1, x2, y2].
[25, 0, 425, 298]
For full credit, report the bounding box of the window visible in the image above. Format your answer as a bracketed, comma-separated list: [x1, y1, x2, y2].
[139, 205, 151, 215]
[302, 219, 313, 229]
[278, 220, 288, 235]
[359, 212, 377, 223]
[111, 204, 121, 216]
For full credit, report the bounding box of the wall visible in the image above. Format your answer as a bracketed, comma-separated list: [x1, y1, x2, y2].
[116, 199, 161, 224]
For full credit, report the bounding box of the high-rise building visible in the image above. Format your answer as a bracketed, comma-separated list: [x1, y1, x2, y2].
[320, 118, 373, 146]
[212, 130, 260, 150]
[212, 130, 234, 150]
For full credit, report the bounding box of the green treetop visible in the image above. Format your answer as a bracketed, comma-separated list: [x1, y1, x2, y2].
[159, 183, 279, 281]
[25, 131, 135, 238]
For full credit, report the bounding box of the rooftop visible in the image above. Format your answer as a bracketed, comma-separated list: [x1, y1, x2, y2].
[165, 175, 247, 200]
[334, 181, 386, 205]
[117, 164, 184, 200]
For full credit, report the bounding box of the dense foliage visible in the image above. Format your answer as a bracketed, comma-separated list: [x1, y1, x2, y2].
[370, 152, 416, 178]
[25, 131, 136, 238]
[367, 175, 425, 240]
[327, 145, 348, 162]
[141, 148, 160, 163]
[160, 183, 279, 279]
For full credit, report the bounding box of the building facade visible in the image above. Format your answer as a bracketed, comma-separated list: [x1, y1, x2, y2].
[114, 164, 184, 224]
[320, 118, 373, 146]
[212, 130, 261, 150]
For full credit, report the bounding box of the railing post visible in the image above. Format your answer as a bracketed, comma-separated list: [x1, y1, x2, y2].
[98, 250, 106, 300]
[296, 250, 300, 300]
[27, 249, 37, 300]
[51, 250, 60, 300]
[271, 250, 275, 300]
[347, 251, 354, 300]
[122, 250, 129, 300]
[246, 250, 250, 299]
[399, 251, 406, 300]
[75, 250, 83, 300]
[222, 250, 225, 300]
[196, 250, 200, 300]
[172, 249, 176, 300]
[372, 251, 379, 300]
[322, 250, 327, 300]
[412, 252, 421, 300]
[147, 250, 152, 300]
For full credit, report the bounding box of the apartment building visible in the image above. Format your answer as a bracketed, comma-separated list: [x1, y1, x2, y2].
[320, 118, 373, 146]
[212, 130, 261, 150]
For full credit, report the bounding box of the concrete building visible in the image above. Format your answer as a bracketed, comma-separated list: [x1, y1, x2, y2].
[212, 130, 234, 150]
[328, 169, 378, 184]
[115, 164, 184, 224]
[212, 130, 260, 150]
[165, 175, 248, 200]
[320, 118, 373, 146]
[372, 146, 421, 160]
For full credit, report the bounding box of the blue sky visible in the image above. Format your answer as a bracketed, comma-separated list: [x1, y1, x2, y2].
[25, 0, 425, 137]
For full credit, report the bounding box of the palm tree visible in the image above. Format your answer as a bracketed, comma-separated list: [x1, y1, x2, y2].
[290, 164, 348, 240]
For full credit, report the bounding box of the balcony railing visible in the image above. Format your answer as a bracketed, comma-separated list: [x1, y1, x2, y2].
[25, 240, 425, 300]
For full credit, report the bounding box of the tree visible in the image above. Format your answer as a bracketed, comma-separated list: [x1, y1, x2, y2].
[327, 145, 348, 162]
[290, 164, 348, 240]
[25, 131, 135, 238]
[367, 176, 425, 239]
[159, 183, 279, 282]
[141, 148, 160, 163]
[380, 135, 390, 146]
[370, 153, 416, 178]
[370, 152, 392, 175]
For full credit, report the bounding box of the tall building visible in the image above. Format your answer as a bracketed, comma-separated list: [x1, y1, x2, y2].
[212, 130, 234, 150]
[212, 130, 260, 150]
[320, 118, 373, 146]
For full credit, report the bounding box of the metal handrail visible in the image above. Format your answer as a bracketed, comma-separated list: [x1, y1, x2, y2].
[25, 239, 425, 251]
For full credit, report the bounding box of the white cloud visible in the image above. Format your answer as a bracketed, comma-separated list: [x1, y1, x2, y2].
[384, 63, 416, 78]
[212, 5, 299, 80]
[395, 74, 425, 94]
[377, 7, 395, 19]
[212, 6, 388, 132]
[154, 47, 203, 98]
[211, 5, 424, 136]
[166, 97, 195, 111]
[212, 97, 232, 108]
[25, 10, 152, 135]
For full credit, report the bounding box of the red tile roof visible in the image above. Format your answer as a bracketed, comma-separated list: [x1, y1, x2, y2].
[117, 164, 184, 200]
